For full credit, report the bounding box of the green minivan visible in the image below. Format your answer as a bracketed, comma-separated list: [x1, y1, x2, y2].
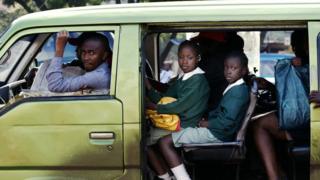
[0, 1, 319, 179]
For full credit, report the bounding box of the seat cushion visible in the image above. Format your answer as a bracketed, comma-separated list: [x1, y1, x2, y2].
[183, 144, 244, 162]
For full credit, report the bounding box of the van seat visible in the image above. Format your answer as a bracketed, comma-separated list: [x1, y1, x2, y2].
[290, 145, 309, 159]
[288, 140, 310, 180]
[181, 81, 258, 179]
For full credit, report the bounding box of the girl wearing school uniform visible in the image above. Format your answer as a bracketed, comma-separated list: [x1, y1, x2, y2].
[158, 51, 250, 180]
[145, 40, 210, 180]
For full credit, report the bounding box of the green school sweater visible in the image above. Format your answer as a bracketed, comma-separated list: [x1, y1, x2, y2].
[208, 83, 249, 142]
[148, 74, 210, 128]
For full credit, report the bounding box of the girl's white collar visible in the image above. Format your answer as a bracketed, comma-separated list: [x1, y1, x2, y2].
[178, 67, 205, 81]
[223, 78, 245, 95]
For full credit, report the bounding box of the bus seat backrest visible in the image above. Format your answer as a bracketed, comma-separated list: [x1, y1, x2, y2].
[235, 80, 258, 142]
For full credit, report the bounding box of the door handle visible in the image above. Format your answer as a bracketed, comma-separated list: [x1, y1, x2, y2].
[89, 132, 115, 140]
[89, 132, 115, 146]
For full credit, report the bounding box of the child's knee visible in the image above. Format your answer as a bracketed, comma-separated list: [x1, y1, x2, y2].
[252, 119, 262, 130]
[146, 145, 153, 153]
[159, 135, 173, 149]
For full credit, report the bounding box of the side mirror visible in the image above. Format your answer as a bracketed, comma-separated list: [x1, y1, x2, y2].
[0, 86, 9, 104]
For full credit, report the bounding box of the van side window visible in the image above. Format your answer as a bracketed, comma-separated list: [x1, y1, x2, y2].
[0, 35, 36, 83]
[259, 31, 295, 83]
[0, 31, 115, 105]
[158, 33, 186, 82]
[23, 31, 114, 96]
[36, 33, 77, 64]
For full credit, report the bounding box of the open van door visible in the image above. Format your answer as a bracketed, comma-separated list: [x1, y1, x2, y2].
[308, 22, 320, 179]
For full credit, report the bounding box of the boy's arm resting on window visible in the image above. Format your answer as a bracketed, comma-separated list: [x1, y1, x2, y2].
[46, 57, 110, 92]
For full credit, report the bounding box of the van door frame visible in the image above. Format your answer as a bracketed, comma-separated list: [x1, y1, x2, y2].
[308, 22, 320, 177]
[142, 22, 309, 179]
[3, 26, 119, 96]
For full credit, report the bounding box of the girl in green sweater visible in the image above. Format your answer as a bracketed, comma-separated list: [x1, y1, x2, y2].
[158, 51, 250, 180]
[145, 40, 210, 180]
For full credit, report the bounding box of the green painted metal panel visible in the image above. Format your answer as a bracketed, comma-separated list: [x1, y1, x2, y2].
[0, 170, 124, 180]
[0, 100, 122, 125]
[308, 22, 319, 94]
[116, 25, 141, 124]
[309, 22, 320, 172]
[312, 121, 320, 164]
[0, 99, 124, 172]
[116, 25, 141, 175]
[123, 124, 140, 168]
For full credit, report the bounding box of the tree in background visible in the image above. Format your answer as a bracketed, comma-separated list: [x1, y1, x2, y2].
[3, 0, 34, 13]
[0, 8, 26, 32]
[2, 0, 105, 13]
[0, 0, 105, 32]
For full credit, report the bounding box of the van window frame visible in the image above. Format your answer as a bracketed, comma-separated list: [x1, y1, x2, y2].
[317, 32, 320, 90]
[141, 23, 309, 179]
[0, 35, 37, 82]
[1, 26, 120, 97]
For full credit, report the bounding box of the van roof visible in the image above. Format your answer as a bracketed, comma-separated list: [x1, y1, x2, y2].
[4, 0, 320, 35]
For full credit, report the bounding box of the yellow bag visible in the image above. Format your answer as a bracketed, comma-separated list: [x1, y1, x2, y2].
[146, 97, 181, 131]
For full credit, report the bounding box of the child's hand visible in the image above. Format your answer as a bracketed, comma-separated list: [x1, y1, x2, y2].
[198, 118, 209, 128]
[292, 57, 302, 67]
[145, 77, 152, 90]
[146, 102, 157, 110]
[310, 90, 320, 108]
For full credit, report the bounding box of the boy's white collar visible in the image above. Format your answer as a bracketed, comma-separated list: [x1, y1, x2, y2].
[223, 78, 245, 95]
[178, 67, 205, 81]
